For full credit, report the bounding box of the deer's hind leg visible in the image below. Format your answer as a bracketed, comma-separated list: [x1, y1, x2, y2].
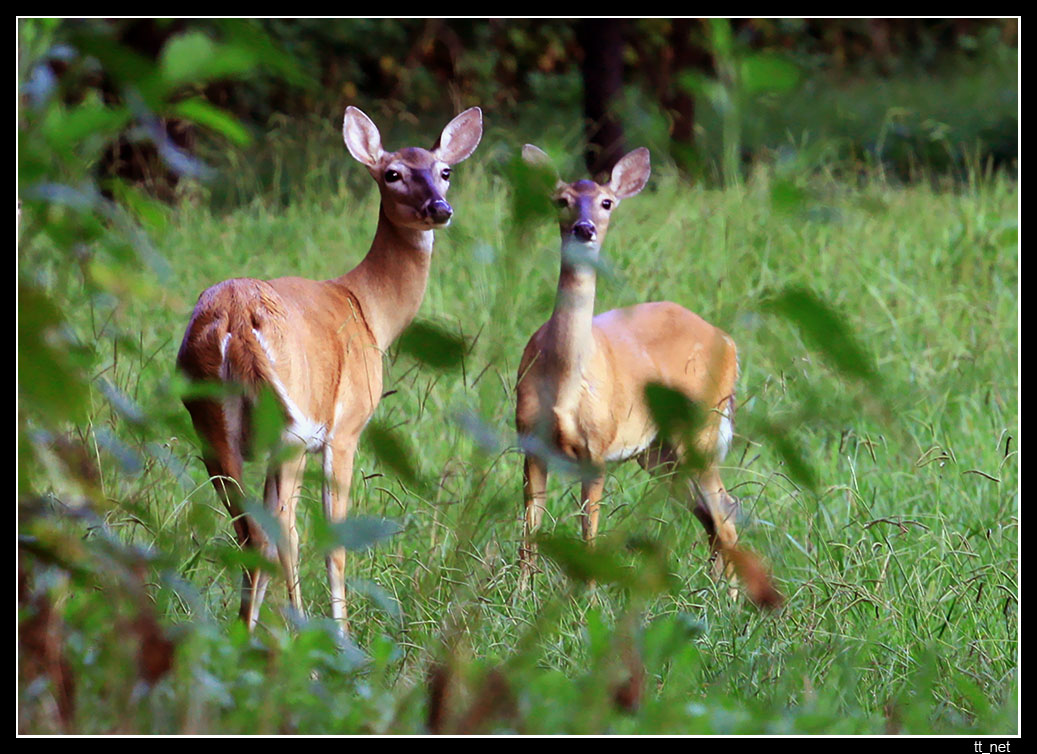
[637, 440, 741, 598]
[185, 396, 273, 629]
[264, 449, 308, 620]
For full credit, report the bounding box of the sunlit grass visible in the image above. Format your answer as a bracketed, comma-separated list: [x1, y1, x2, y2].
[23, 123, 1017, 732]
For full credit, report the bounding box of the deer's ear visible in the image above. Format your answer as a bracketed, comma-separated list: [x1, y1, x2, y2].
[608, 147, 651, 199]
[433, 107, 483, 165]
[343, 106, 385, 167]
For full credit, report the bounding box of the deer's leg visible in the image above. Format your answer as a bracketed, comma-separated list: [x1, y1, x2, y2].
[580, 474, 606, 545]
[518, 454, 548, 591]
[264, 449, 308, 619]
[322, 436, 358, 635]
[689, 465, 741, 598]
[186, 397, 272, 630]
[638, 441, 740, 598]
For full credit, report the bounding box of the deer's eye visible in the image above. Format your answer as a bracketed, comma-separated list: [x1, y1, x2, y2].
[601, 199, 613, 210]
[441, 168, 451, 180]
[555, 197, 568, 209]
[385, 169, 402, 183]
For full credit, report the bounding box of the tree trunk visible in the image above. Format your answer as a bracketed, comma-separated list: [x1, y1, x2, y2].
[576, 19, 626, 179]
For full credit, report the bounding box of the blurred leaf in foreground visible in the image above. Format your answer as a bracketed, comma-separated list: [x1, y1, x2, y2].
[397, 320, 465, 370]
[762, 285, 882, 390]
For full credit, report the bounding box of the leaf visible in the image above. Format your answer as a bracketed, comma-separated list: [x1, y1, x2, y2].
[770, 178, 808, 214]
[740, 53, 801, 95]
[159, 31, 257, 87]
[323, 515, 403, 553]
[94, 426, 143, 474]
[214, 542, 280, 575]
[172, 98, 252, 147]
[751, 419, 818, 492]
[97, 378, 146, 425]
[346, 577, 404, 624]
[396, 320, 465, 370]
[640, 613, 706, 674]
[18, 281, 90, 425]
[506, 148, 559, 230]
[642, 383, 710, 472]
[707, 18, 735, 59]
[537, 533, 631, 587]
[251, 385, 286, 454]
[761, 286, 881, 389]
[364, 422, 420, 486]
[43, 100, 131, 154]
[106, 179, 170, 232]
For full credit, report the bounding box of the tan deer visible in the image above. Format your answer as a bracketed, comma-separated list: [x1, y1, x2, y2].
[177, 106, 483, 633]
[515, 145, 781, 608]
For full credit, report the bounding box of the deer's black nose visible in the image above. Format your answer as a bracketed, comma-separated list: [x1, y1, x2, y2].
[572, 221, 596, 242]
[427, 199, 453, 224]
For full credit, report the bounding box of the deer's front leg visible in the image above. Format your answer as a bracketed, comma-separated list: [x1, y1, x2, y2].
[265, 450, 309, 619]
[580, 474, 605, 545]
[519, 454, 548, 592]
[322, 435, 358, 634]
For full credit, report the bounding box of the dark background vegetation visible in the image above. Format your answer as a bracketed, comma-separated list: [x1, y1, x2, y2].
[19, 17, 1018, 735]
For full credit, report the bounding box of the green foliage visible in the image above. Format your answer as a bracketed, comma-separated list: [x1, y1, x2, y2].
[396, 320, 466, 371]
[19, 18, 1017, 735]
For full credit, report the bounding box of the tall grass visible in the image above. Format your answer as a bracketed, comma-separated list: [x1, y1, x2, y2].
[21, 117, 1017, 733]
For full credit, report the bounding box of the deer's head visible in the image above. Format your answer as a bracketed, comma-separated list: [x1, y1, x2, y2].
[522, 144, 651, 263]
[344, 106, 483, 230]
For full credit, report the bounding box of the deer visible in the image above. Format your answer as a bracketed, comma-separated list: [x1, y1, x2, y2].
[514, 144, 781, 608]
[176, 106, 483, 634]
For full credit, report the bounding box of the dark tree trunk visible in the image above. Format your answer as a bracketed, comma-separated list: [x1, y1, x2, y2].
[668, 19, 711, 148]
[576, 19, 626, 179]
[665, 19, 713, 173]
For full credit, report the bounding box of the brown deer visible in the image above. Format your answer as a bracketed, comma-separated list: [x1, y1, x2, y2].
[515, 145, 781, 608]
[177, 106, 483, 633]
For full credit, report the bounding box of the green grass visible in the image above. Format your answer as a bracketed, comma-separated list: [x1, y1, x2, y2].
[19, 127, 1017, 734]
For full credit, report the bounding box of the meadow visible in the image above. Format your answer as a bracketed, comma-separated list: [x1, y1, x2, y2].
[18, 14, 1026, 726]
[20, 109, 1018, 733]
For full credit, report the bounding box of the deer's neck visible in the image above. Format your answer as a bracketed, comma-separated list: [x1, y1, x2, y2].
[338, 206, 434, 351]
[545, 255, 598, 403]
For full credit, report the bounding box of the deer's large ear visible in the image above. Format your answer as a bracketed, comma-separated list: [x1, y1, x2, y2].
[433, 107, 483, 165]
[343, 106, 385, 167]
[607, 147, 651, 199]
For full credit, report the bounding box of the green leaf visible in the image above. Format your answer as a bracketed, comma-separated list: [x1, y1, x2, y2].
[214, 542, 279, 575]
[18, 281, 90, 425]
[751, 419, 818, 492]
[741, 53, 801, 95]
[770, 178, 808, 214]
[42, 100, 131, 154]
[346, 577, 404, 625]
[160, 31, 257, 87]
[506, 148, 559, 230]
[251, 385, 286, 454]
[364, 422, 420, 487]
[642, 383, 710, 472]
[106, 179, 171, 232]
[761, 286, 881, 388]
[538, 533, 631, 587]
[396, 320, 465, 370]
[322, 515, 403, 553]
[172, 98, 252, 147]
[707, 18, 735, 59]
[640, 613, 706, 674]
